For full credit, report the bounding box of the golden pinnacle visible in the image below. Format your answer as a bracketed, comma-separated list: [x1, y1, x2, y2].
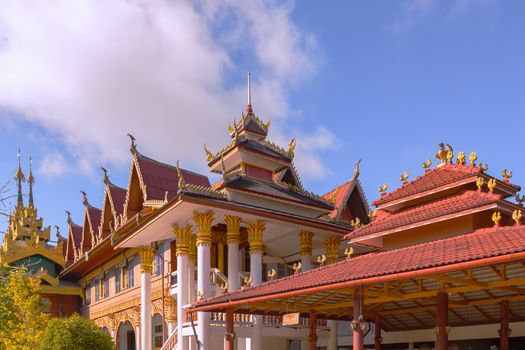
[399, 171, 409, 183]
[469, 152, 477, 165]
[487, 178, 497, 192]
[457, 151, 466, 165]
[378, 183, 388, 194]
[492, 211, 502, 226]
[422, 159, 432, 169]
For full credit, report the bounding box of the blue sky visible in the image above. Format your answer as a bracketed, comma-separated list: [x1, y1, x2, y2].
[1, 0, 524, 238]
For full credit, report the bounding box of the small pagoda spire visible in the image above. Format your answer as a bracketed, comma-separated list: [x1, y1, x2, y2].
[246, 72, 253, 115]
[13, 149, 25, 208]
[101, 167, 110, 185]
[27, 156, 35, 207]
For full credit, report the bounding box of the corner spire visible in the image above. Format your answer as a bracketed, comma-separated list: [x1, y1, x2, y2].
[14, 149, 25, 208]
[127, 133, 137, 155]
[27, 156, 35, 207]
[101, 167, 109, 185]
[246, 72, 253, 115]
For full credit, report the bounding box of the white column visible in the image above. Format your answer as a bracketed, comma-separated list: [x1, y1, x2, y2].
[135, 325, 141, 350]
[138, 247, 154, 350]
[168, 321, 176, 337]
[197, 244, 211, 348]
[328, 320, 338, 350]
[301, 254, 312, 271]
[189, 260, 196, 303]
[248, 220, 265, 350]
[173, 224, 192, 350]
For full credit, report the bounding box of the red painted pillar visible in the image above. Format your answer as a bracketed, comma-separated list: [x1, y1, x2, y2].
[225, 308, 235, 350]
[309, 310, 318, 350]
[353, 287, 364, 350]
[374, 314, 382, 350]
[500, 300, 510, 350]
[436, 292, 448, 350]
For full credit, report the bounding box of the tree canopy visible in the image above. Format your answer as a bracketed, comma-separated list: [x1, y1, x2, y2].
[40, 314, 113, 350]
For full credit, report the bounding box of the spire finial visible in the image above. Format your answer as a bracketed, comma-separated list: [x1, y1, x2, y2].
[101, 167, 109, 185]
[14, 148, 25, 207]
[80, 190, 88, 206]
[127, 133, 137, 155]
[27, 156, 35, 207]
[246, 72, 253, 115]
[65, 210, 72, 224]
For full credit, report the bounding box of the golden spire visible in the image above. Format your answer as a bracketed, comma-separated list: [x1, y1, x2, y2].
[80, 190, 89, 206]
[27, 156, 35, 207]
[246, 72, 253, 115]
[127, 133, 137, 155]
[101, 167, 109, 185]
[14, 149, 25, 207]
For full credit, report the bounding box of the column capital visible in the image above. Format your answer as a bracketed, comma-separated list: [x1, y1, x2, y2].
[298, 230, 314, 256]
[324, 235, 341, 264]
[225, 215, 242, 244]
[138, 246, 155, 273]
[193, 211, 214, 246]
[247, 220, 265, 255]
[172, 223, 193, 256]
[189, 233, 197, 262]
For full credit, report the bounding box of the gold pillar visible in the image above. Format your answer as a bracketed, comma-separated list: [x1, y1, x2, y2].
[225, 215, 242, 244]
[193, 211, 214, 246]
[299, 230, 314, 256]
[214, 232, 226, 273]
[189, 233, 197, 263]
[247, 220, 265, 254]
[172, 224, 193, 256]
[324, 235, 340, 264]
[138, 247, 155, 273]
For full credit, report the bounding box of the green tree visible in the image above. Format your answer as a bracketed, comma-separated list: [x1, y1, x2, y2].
[0, 264, 50, 350]
[40, 314, 113, 350]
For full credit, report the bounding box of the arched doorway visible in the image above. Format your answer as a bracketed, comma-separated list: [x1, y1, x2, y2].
[117, 321, 136, 350]
[152, 314, 166, 349]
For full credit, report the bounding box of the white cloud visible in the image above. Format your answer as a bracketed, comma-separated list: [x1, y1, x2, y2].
[37, 153, 70, 177]
[0, 0, 328, 180]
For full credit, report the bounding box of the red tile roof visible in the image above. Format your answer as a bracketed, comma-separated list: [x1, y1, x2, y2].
[136, 153, 210, 201]
[323, 180, 355, 220]
[87, 205, 102, 238]
[372, 164, 483, 207]
[191, 225, 525, 309]
[108, 182, 126, 216]
[349, 190, 505, 240]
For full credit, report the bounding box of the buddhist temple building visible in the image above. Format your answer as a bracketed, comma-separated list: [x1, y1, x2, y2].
[0, 154, 82, 316]
[190, 144, 525, 349]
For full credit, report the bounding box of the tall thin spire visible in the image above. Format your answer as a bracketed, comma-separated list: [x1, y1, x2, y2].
[27, 156, 35, 207]
[13, 149, 25, 208]
[246, 72, 253, 115]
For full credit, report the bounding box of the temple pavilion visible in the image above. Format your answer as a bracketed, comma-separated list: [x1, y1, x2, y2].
[190, 145, 525, 350]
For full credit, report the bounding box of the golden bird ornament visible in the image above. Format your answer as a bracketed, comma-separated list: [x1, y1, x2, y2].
[264, 118, 271, 129]
[502, 169, 513, 180]
[350, 217, 361, 228]
[515, 194, 525, 207]
[197, 290, 205, 301]
[422, 159, 432, 169]
[476, 177, 484, 190]
[227, 121, 234, 134]
[400, 171, 409, 183]
[287, 138, 297, 158]
[267, 269, 277, 279]
[220, 281, 229, 292]
[479, 163, 488, 172]
[457, 151, 466, 165]
[469, 152, 477, 165]
[492, 211, 502, 226]
[368, 210, 377, 221]
[317, 254, 327, 265]
[344, 247, 354, 258]
[487, 178, 497, 192]
[292, 261, 302, 273]
[435, 143, 448, 164]
[243, 274, 253, 288]
[378, 183, 388, 194]
[512, 209, 522, 225]
[204, 144, 214, 161]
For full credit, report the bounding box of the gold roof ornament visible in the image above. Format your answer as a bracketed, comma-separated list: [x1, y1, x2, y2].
[197, 290, 205, 301]
[502, 169, 513, 180]
[264, 118, 271, 130]
[512, 209, 522, 225]
[435, 143, 453, 165]
[476, 177, 484, 190]
[267, 269, 277, 280]
[378, 183, 388, 194]
[316, 254, 327, 265]
[354, 159, 361, 179]
[204, 144, 213, 161]
[350, 217, 361, 228]
[227, 121, 234, 134]
[176, 160, 186, 190]
[368, 209, 377, 221]
[344, 246, 354, 258]
[515, 194, 525, 207]
[422, 159, 432, 169]
[399, 171, 409, 183]
[469, 152, 477, 165]
[101, 167, 109, 185]
[219, 281, 229, 292]
[287, 138, 297, 158]
[492, 211, 502, 227]
[127, 134, 137, 155]
[292, 261, 302, 273]
[243, 274, 253, 288]
[457, 151, 466, 165]
[487, 178, 497, 192]
[479, 163, 488, 173]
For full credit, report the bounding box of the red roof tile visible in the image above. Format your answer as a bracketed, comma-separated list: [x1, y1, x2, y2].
[191, 225, 525, 309]
[108, 183, 126, 216]
[69, 222, 82, 251]
[323, 180, 354, 220]
[136, 154, 210, 201]
[87, 206, 102, 237]
[372, 164, 483, 207]
[349, 190, 504, 240]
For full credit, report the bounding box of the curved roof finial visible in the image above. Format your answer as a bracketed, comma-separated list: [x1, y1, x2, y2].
[65, 210, 72, 224]
[127, 133, 137, 155]
[101, 166, 109, 185]
[80, 190, 88, 206]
